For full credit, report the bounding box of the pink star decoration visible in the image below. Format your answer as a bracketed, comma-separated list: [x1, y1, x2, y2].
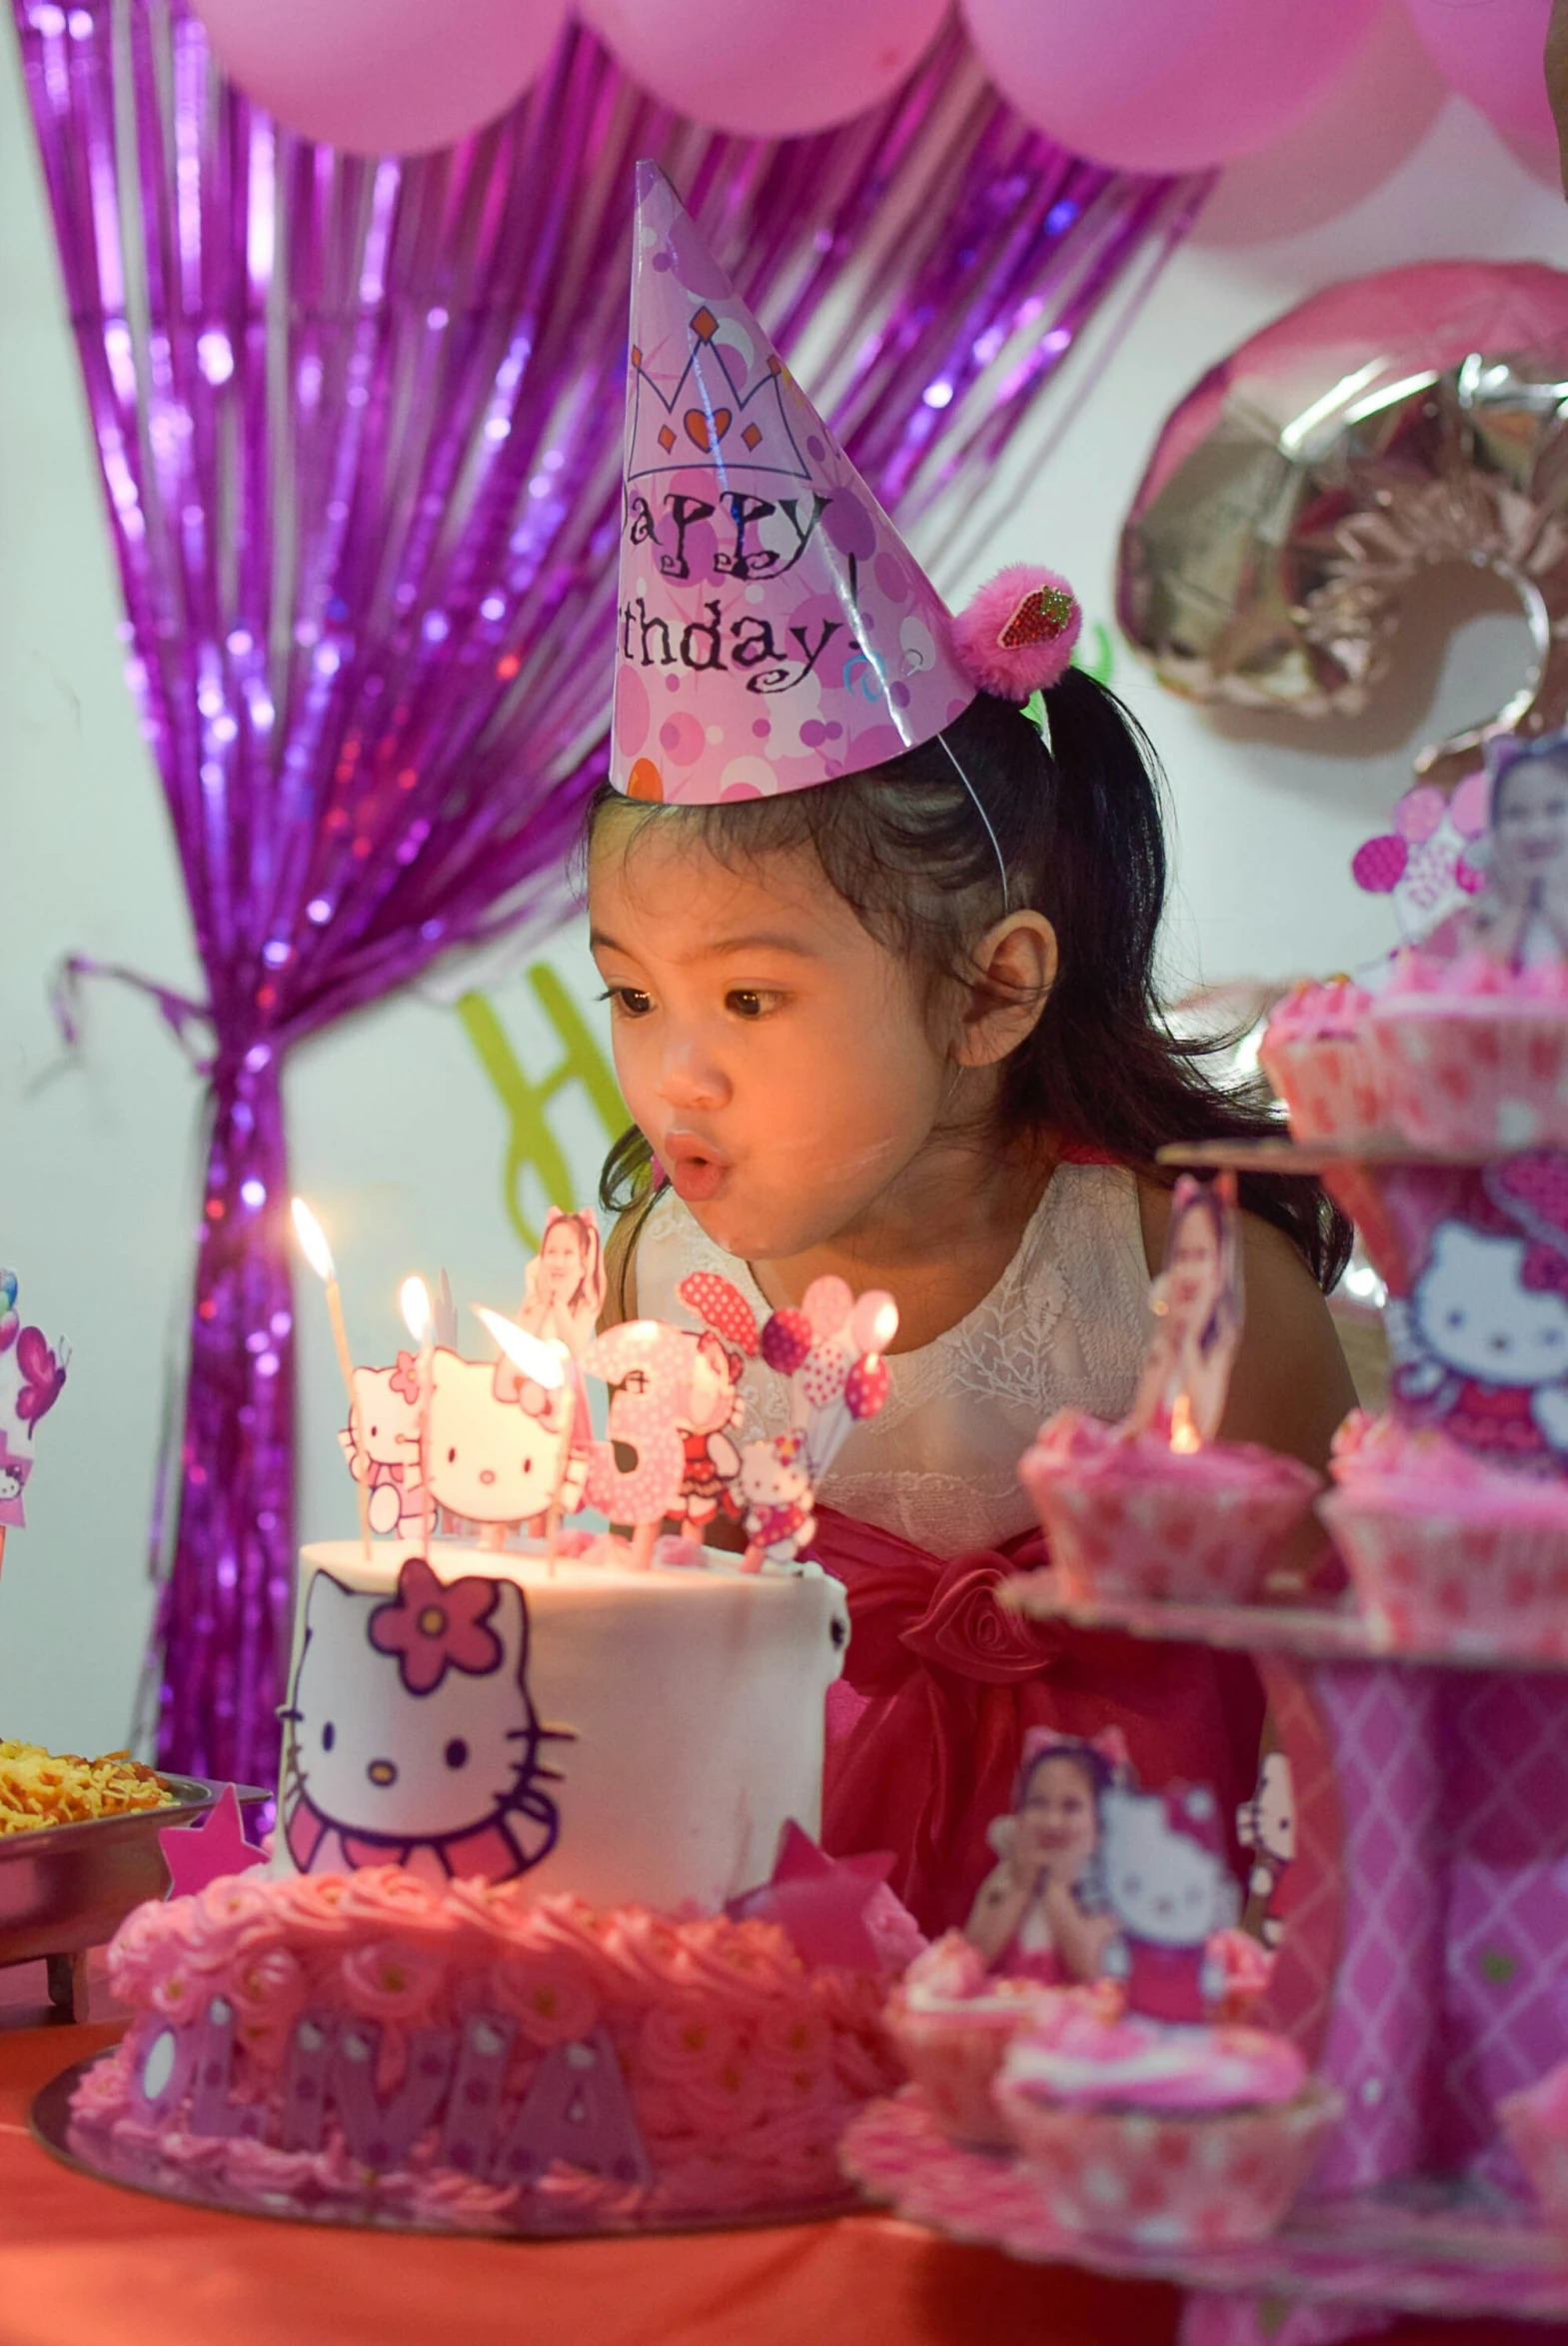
[726, 1820, 911, 1971]
[159, 1783, 267, 1899]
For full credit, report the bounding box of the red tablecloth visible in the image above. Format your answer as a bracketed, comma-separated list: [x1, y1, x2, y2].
[0, 2021, 1552, 2346]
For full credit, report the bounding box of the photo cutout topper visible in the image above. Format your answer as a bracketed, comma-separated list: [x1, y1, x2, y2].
[519, 1207, 606, 1363]
[1412, 727, 1568, 968]
[1122, 1173, 1243, 1450]
[963, 1727, 1129, 1990]
[280, 1555, 572, 1883]
[1382, 1153, 1568, 1475]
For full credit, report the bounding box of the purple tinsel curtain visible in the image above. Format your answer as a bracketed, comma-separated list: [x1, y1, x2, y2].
[15, 0, 1205, 1783]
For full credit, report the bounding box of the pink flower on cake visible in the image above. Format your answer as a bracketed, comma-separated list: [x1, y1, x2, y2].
[228, 1942, 308, 2025]
[339, 1865, 462, 1942]
[186, 1875, 276, 1969]
[637, 2005, 743, 2088]
[488, 1954, 599, 2047]
[279, 1873, 356, 1937]
[338, 1937, 448, 2023]
[750, 2002, 833, 2094]
[149, 1964, 195, 2018]
[670, 2046, 771, 2139]
[368, 1555, 503, 1695]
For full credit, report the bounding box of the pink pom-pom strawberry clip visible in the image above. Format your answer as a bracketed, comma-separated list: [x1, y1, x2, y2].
[950, 564, 1081, 703]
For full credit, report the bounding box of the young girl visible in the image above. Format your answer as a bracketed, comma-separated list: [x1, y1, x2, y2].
[519, 1207, 604, 1361]
[965, 1731, 1122, 1986]
[586, 165, 1356, 1934]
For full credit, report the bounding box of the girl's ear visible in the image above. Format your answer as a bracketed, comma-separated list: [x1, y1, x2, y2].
[955, 912, 1057, 1069]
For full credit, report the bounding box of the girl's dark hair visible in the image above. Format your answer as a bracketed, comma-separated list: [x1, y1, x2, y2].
[589, 673, 1351, 1292]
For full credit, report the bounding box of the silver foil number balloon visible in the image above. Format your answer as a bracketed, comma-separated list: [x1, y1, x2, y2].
[1117, 262, 1568, 793]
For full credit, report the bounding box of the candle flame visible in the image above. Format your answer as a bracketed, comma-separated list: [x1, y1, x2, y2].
[290, 1196, 336, 1283]
[473, 1305, 565, 1390]
[1169, 1394, 1202, 1455]
[400, 1275, 433, 1343]
[866, 1299, 899, 1351]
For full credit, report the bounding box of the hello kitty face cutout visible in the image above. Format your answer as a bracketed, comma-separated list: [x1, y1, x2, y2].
[0, 1435, 29, 1529]
[424, 1349, 577, 1529]
[1100, 1782, 1239, 2026]
[1387, 1213, 1568, 1467]
[280, 1556, 569, 1882]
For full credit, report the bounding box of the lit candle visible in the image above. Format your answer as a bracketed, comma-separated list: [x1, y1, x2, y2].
[399, 1274, 435, 1554]
[291, 1196, 371, 1556]
[474, 1307, 573, 1570]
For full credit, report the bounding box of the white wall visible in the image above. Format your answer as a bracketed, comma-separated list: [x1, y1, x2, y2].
[1, 11, 1565, 1752]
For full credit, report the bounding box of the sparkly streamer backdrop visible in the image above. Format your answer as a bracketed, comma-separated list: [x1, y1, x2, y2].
[14, 0, 1205, 1780]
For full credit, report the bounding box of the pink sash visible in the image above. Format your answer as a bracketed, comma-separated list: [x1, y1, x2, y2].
[807, 1504, 1265, 1936]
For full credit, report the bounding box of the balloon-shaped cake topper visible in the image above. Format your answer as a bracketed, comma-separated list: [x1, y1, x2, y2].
[0, 1267, 69, 1570]
[678, 1271, 897, 1569]
[1118, 262, 1568, 798]
[1122, 1174, 1243, 1453]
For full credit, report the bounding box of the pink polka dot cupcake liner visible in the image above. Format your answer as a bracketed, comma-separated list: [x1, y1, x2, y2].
[1499, 2071, 1568, 2229]
[1023, 1443, 1321, 1607]
[885, 1991, 1040, 2150]
[1258, 1033, 1386, 1143]
[1320, 1485, 1568, 1659]
[990, 2078, 1343, 2248]
[1368, 1007, 1568, 1154]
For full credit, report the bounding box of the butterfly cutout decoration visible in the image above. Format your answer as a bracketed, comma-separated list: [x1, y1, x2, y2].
[14, 1328, 66, 1427]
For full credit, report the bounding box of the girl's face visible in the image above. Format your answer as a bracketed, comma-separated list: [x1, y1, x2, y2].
[1015, 1754, 1098, 1878]
[541, 1220, 583, 1295]
[589, 818, 952, 1262]
[1166, 1210, 1221, 1324]
[1494, 759, 1568, 886]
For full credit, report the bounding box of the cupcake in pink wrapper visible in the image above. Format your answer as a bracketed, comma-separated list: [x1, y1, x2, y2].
[993, 2001, 1339, 2248]
[1498, 2059, 1568, 2227]
[1367, 949, 1568, 1154]
[885, 1932, 1071, 2148]
[1322, 1411, 1568, 1658]
[1259, 978, 1383, 1142]
[1021, 1408, 1321, 1606]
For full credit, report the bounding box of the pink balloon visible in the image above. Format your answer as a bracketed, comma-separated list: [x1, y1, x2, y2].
[959, 0, 1381, 173]
[581, 0, 949, 137]
[191, 0, 568, 156]
[1404, 0, 1556, 144]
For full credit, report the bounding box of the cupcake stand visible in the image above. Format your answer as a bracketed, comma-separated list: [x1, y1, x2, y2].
[842, 1142, 1568, 2345]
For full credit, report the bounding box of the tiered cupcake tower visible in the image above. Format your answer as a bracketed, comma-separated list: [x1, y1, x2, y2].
[846, 953, 1568, 2340]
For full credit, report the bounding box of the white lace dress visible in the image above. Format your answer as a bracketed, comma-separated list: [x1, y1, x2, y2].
[635, 1163, 1153, 1558]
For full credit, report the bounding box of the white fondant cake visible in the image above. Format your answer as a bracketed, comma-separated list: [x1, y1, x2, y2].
[278, 1539, 849, 1912]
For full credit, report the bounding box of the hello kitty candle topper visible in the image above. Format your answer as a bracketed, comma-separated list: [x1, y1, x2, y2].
[0, 1267, 68, 1572]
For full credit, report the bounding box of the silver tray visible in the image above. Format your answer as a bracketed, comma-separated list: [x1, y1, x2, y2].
[0, 1776, 270, 1977]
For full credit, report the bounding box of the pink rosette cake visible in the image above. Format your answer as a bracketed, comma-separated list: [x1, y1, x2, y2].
[1498, 2059, 1568, 2228]
[70, 1866, 907, 2230]
[1322, 1411, 1568, 1658]
[885, 1932, 1115, 2149]
[1367, 949, 1568, 1154]
[992, 2001, 1340, 2248]
[1020, 1408, 1321, 1605]
[1259, 978, 1383, 1142]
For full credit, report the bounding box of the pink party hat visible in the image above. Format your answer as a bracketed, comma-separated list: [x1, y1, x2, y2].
[612, 163, 981, 805]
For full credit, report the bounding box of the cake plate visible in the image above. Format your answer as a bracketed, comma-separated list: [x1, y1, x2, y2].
[33, 2053, 859, 2241]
